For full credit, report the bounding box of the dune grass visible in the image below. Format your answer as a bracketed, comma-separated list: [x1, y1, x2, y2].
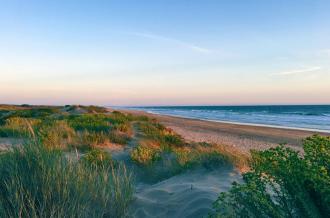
[35, 119, 77, 149]
[0, 141, 133, 218]
[0, 106, 136, 217]
[0, 107, 133, 150]
[212, 135, 330, 218]
[135, 120, 249, 169]
[66, 114, 111, 132]
[173, 142, 250, 170]
[137, 120, 186, 147]
[130, 120, 250, 182]
[64, 113, 132, 147]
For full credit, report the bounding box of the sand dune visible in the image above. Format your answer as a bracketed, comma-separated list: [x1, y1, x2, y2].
[130, 166, 241, 218]
[113, 109, 323, 217]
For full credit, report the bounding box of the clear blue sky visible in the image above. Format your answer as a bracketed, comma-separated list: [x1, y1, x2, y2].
[1, 0, 329, 106]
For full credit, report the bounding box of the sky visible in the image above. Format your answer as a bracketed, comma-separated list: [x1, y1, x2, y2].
[0, 0, 330, 106]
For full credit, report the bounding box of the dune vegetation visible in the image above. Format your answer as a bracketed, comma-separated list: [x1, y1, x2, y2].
[0, 105, 135, 217]
[0, 104, 328, 217]
[0, 105, 132, 150]
[130, 119, 250, 182]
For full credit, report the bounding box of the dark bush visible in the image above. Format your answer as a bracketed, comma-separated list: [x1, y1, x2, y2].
[212, 135, 330, 218]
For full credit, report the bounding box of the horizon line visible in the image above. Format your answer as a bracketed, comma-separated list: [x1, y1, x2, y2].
[111, 103, 330, 108]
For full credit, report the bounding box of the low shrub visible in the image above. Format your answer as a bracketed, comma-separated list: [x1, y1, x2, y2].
[82, 148, 113, 167]
[137, 121, 185, 147]
[212, 135, 330, 218]
[130, 144, 161, 165]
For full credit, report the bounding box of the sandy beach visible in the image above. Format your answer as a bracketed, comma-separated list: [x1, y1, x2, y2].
[119, 109, 330, 152]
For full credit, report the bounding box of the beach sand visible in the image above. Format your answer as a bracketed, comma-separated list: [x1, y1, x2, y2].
[118, 109, 330, 152]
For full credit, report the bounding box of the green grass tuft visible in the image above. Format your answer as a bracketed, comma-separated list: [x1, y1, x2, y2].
[82, 148, 113, 167]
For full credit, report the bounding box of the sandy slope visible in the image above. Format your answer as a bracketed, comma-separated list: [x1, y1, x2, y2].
[130, 166, 241, 218]
[107, 123, 241, 218]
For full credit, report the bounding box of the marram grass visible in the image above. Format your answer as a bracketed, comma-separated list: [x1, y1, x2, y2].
[0, 141, 134, 218]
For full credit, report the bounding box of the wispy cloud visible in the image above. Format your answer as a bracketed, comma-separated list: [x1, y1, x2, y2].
[273, 66, 321, 76]
[128, 32, 212, 54]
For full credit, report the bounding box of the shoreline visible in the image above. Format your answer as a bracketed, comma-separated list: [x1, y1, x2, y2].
[118, 109, 330, 152]
[140, 110, 330, 134]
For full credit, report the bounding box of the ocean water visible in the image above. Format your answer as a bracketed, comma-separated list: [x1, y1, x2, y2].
[126, 105, 330, 132]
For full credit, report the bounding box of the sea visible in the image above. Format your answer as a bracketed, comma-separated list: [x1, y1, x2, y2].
[124, 105, 330, 133]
